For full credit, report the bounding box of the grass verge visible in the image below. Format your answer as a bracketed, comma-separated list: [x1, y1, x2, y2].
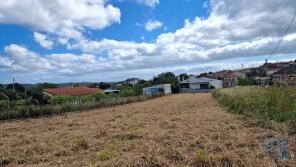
[213, 86, 296, 125]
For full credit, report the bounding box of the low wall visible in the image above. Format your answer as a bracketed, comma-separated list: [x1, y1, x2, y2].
[180, 88, 214, 93]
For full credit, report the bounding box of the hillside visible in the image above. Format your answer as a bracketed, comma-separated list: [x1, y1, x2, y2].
[0, 94, 295, 166]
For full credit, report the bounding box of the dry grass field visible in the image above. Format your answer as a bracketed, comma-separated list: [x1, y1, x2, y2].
[0, 94, 295, 167]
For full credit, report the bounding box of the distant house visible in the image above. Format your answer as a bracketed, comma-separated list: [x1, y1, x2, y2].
[221, 72, 244, 88]
[222, 73, 238, 88]
[240, 67, 259, 77]
[180, 77, 222, 93]
[143, 84, 172, 96]
[261, 63, 281, 76]
[272, 65, 296, 86]
[43, 86, 102, 103]
[125, 78, 141, 86]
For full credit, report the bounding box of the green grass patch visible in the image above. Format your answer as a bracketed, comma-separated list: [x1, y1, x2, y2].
[213, 86, 296, 123]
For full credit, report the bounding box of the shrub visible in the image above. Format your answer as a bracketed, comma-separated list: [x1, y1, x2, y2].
[237, 77, 256, 86]
[39, 105, 53, 116]
[0, 94, 154, 120]
[119, 89, 137, 97]
[0, 100, 9, 111]
[51, 96, 76, 105]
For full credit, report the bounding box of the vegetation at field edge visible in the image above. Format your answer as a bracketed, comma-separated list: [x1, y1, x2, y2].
[213, 86, 296, 125]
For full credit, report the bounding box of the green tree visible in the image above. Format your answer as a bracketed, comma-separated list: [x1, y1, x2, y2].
[37, 83, 58, 89]
[6, 83, 26, 93]
[178, 73, 189, 82]
[152, 72, 180, 93]
[3, 89, 21, 100]
[89, 82, 111, 89]
[31, 83, 58, 105]
[237, 77, 256, 86]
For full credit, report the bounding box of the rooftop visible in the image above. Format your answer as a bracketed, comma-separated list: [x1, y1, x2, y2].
[44, 86, 102, 96]
[273, 65, 296, 75]
[181, 77, 221, 84]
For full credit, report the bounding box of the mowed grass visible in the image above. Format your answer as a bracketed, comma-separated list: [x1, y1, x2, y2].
[0, 94, 295, 166]
[213, 86, 296, 124]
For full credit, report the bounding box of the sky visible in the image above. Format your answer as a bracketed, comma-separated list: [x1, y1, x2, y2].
[0, 0, 295, 84]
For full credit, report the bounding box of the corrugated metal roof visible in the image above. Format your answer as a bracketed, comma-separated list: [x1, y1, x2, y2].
[181, 77, 220, 84]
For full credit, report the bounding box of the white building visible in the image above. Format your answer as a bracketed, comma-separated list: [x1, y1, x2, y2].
[125, 78, 141, 86]
[143, 84, 172, 96]
[180, 77, 222, 93]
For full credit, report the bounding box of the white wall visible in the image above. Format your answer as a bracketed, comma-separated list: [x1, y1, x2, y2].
[210, 80, 223, 89]
[143, 84, 172, 96]
[163, 84, 172, 94]
[189, 83, 201, 89]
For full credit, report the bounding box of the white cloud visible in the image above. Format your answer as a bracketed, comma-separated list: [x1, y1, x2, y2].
[70, 0, 296, 71]
[145, 20, 163, 31]
[136, 0, 159, 7]
[0, 0, 121, 39]
[1, 0, 296, 82]
[33, 32, 54, 49]
[3, 44, 52, 72]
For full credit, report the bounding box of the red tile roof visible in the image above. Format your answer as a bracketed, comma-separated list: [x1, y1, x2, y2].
[44, 86, 102, 96]
[223, 73, 239, 79]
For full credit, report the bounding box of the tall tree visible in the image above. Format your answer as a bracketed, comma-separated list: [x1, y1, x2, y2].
[178, 73, 189, 82]
[89, 82, 111, 90]
[152, 72, 180, 93]
[31, 83, 58, 105]
[6, 83, 26, 93]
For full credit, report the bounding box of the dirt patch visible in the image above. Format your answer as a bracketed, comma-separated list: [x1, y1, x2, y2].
[0, 94, 295, 166]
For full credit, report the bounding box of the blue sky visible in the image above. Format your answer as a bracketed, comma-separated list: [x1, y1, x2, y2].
[0, 0, 295, 83]
[0, 0, 208, 52]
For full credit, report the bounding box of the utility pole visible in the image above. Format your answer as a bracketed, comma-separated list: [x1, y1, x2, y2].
[265, 59, 270, 86]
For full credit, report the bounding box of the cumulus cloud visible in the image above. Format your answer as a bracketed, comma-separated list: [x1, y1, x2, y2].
[136, 0, 159, 8]
[1, 0, 296, 82]
[145, 20, 163, 31]
[74, 0, 296, 63]
[33, 32, 54, 49]
[2, 44, 52, 72]
[0, 0, 121, 39]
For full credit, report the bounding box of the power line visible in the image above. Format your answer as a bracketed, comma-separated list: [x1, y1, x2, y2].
[267, 12, 296, 60]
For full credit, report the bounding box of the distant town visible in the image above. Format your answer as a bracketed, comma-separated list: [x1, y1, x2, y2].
[0, 59, 295, 106]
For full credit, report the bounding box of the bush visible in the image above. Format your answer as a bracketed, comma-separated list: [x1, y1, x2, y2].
[237, 77, 256, 86]
[0, 95, 154, 120]
[52, 96, 76, 105]
[0, 100, 9, 111]
[119, 89, 137, 97]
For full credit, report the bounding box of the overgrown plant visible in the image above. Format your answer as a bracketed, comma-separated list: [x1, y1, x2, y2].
[0, 95, 153, 120]
[213, 86, 296, 123]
